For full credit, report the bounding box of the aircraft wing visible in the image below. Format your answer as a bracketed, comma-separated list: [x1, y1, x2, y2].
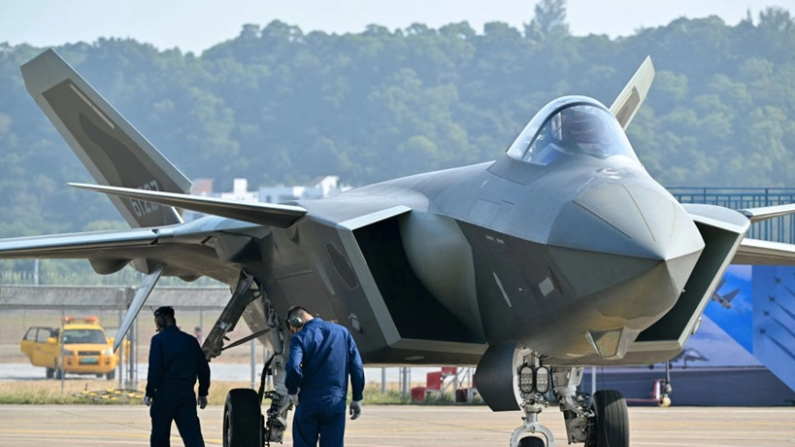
[732, 238, 795, 265]
[723, 288, 740, 303]
[0, 222, 248, 282]
[0, 227, 161, 258]
[738, 203, 795, 223]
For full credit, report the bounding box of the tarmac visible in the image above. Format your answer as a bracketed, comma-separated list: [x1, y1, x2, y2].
[0, 405, 793, 447]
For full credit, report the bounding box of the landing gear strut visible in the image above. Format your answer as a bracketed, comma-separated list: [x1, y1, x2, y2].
[476, 345, 630, 447]
[660, 361, 673, 407]
[214, 272, 294, 447]
[510, 354, 555, 447]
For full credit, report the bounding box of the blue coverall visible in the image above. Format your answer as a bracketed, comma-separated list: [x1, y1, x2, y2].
[285, 318, 365, 447]
[146, 325, 211, 447]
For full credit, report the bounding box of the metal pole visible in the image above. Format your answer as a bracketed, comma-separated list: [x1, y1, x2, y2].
[127, 320, 134, 387]
[405, 367, 410, 397]
[118, 309, 124, 389]
[250, 338, 257, 390]
[132, 314, 138, 390]
[402, 367, 410, 398]
[60, 307, 65, 393]
[381, 368, 386, 394]
[402, 367, 406, 398]
[468, 368, 474, 403]
[125, 288, 134, 388]
[591, 366, 597, 395]
[453, 368, 459, 403]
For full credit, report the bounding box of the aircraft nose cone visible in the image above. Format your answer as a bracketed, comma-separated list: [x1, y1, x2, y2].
[547, 182, 705, 309]
[548, 183, 703, 261]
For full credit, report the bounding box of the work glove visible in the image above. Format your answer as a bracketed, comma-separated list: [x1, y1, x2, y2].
[349, 400, 362, 420]
[198, 396, 208, 410]
[144, 396, 152, 407]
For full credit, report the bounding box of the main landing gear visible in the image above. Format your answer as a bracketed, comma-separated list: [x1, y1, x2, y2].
[202, 271, 294, 447]
[475, 345, 630, 447]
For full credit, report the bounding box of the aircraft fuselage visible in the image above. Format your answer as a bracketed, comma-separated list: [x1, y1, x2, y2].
[238, 129, 705, 366]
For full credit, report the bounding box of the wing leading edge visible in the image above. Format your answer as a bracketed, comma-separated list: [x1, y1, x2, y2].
[732, 238, 795, 266]
[727, 203, 795, 265]
[0, 221, 247, 282]
[0, 227, 162, 258]
[738, 203, 795, 223]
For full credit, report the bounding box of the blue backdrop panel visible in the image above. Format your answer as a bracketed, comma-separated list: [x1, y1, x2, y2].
[751, 266, 795, 394]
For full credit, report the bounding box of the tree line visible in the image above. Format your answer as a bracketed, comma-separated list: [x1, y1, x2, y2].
[1, 2, 794, 245]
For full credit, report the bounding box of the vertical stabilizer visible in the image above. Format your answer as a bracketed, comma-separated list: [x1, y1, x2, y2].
[21, 49, 191, 228]
[610, 56, 655, 131]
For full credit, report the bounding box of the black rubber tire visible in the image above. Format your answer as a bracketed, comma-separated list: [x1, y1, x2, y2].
[518, 435, 546, 447]
[223, 388, 262, 447]
[96, 373, 104, 378]
[106, 370, 115, 380]
[587, 390, 629, 447]
[45, 368, 54, 379]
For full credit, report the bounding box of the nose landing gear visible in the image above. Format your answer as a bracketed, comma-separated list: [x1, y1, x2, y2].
[476, 345, 630, 447]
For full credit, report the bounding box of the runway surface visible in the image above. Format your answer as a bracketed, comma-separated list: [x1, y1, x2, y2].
[0, 405, 793, 447]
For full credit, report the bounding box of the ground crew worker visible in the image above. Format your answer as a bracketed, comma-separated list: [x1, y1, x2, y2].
[145, 306, 211, 447]
[284, 306, 365, 447]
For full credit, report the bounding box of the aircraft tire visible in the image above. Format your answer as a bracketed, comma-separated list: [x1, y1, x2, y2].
[106, 370, 115, 380]
[518, 435, 546, 447]
[223, 388, 262, 447]
[45, 368, 54, 379]
[587, 390, 628, 447]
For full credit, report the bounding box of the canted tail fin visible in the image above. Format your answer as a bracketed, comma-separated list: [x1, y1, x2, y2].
[21, 49, 191, 228]
[610, 56, 655, 130]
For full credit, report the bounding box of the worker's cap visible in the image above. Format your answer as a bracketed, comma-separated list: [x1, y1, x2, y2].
[154, 306, 175, 318]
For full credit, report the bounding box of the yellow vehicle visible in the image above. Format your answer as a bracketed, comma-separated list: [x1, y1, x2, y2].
[20, 316, 119, 380]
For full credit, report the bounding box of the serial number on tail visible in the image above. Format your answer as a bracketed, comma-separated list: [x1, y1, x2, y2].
[129, 180, 161, 217]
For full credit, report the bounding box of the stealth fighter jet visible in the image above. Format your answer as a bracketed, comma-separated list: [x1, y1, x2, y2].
[2, 50, 795, 447]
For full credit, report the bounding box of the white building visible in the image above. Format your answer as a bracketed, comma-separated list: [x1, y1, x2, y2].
[259, 176, 349, 203]
[221, 178, 260, 203]
[184, 176, 349, 221]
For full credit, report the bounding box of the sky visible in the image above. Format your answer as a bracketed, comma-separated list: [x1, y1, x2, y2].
[1, 0, 793, 54]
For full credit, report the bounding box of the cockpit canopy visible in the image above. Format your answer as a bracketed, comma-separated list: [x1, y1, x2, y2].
[506, 96, 639, 166]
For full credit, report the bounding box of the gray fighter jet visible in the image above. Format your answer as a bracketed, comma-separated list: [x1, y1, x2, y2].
[711, 277, 741, 309]
[3, 50, 795, 447]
